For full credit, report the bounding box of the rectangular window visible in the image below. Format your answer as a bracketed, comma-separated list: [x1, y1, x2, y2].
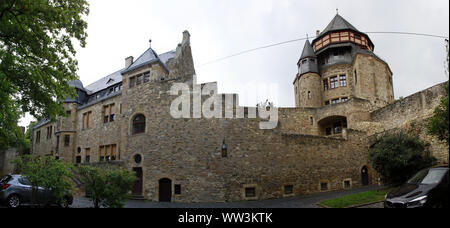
[332, 99, 340, 104]
[344, 180, 351, 189]
[129, 76, 136, 88]
[284, 185, 294, 195]
[136, 74, 143, 85]
[245, 187, 256, 198]
[105, 145, 110, 161]
[36, 131, 41, 143]
[103, 104, 116, 123]
[47, 126, 52, 139]
[310, 117, 314, 125]
[341, 97, 348, 103]
[83, 111, 92, 129]
[111, 144, 117, 161]
[76, 156, 81, 164]
[325, 128, 332, 136]
[354, 70, 358, 84]
[339, 75, 347, 87]
[143, 72, 150, 83]
[85, 148, 90, 163]
[330, 76, 338, 89]
[325, 100, 330, 106]
[333, 122, 342, 134]
[64, 135, 70, 147]
[323, 79, 328, 91]
[99, 146, 105, 162]
[308, 91, 311, 99]
[174, 184, 181, 195]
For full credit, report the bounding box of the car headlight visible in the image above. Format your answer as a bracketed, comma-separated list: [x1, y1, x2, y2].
[407, 195, 427, 207]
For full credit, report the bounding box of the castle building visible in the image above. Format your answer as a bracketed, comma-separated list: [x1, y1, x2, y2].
[30, 14, 448, 202]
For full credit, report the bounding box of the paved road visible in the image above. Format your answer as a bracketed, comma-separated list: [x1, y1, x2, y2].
[71, 185, 385, 208]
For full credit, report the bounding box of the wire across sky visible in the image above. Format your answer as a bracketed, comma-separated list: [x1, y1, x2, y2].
[197, 31, 449, 68]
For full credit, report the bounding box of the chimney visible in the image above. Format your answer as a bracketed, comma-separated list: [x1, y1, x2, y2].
[316, 30, 320, 37]
[125, 56, 133, 69]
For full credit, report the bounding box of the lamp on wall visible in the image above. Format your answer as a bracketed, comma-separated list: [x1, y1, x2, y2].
[221, 140, 227, 158]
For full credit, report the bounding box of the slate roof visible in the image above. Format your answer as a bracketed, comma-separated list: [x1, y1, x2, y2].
[319, 14, 360, 36]
[300, 40, 317, 59]
[121, 48, 175, 74]
[84, 68, 124, 95]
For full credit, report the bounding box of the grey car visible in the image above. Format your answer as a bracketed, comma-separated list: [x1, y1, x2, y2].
[0, 174, 73, 208]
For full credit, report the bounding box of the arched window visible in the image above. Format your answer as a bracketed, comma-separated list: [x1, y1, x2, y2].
[132, 114, 146, 134]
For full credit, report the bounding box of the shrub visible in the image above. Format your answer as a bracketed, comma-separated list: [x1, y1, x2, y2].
[76, 165, 136, 208]
[368, 132, 436, 186]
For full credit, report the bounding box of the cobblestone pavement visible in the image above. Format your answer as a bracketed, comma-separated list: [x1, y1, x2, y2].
[71, 185, 385, 208]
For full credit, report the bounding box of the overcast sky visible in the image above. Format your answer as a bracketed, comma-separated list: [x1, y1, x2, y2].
[20, 0, 449, 127]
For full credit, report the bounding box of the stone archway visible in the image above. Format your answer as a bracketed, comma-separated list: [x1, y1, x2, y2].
[318, 115, 347, 136]
[159, 178, 172, 202]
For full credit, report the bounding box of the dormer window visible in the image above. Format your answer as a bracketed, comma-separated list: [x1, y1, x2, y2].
[106, 78, 114, 84]
[301, 59, 307, 65]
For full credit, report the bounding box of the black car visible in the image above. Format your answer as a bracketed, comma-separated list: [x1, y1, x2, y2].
[384, 166, 449, 208]
[0, 174, 73, 208]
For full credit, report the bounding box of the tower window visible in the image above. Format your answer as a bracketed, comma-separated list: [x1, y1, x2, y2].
[64, 135, 70, 147]
[301, 59, 307, 65]
[323, 79, 328, 91]
[341, 97, 348, 103]
[310, 117, 314, 125]
[354, 70, 358, 84]
[332, 98, 340, 104]
[339, 75, 347, 87]
[330, 76, 338, 89]
[308, 91, 311, 99]
[284, 185, 294, 195]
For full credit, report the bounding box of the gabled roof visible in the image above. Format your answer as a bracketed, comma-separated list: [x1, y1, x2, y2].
[300, 40, 316, 59]
[121, 47, 175, 74]
[319, 14, 360, 36]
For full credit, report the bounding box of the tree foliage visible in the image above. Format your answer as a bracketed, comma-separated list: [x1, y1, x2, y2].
[427, 81, 449, 144]
[368, 132, 436, 186]
[0, 0, 89, 150]
[76, 165, 136, 208]
[12, 155, 74, 205]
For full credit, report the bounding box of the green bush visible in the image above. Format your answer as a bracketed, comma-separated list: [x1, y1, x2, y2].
[12, 155, 74, 206]
[76, 165, 136, 208]
[368, 132, 436, 186]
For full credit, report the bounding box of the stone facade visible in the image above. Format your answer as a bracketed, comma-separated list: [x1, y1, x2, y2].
[29, 16, 448, 203]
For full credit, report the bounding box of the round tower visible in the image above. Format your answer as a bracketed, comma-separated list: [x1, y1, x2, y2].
[294, 40, 323, 108]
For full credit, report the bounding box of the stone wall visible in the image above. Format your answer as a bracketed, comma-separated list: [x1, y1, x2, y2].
[0, 148, 18, 177]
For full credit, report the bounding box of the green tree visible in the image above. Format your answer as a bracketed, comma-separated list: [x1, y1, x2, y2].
[76, 165, 136, 208]
[12, 155, 74, 207]
[368, 132, 436, 186]
[428, 40, 449, 144]
[0, 0, 89, 150]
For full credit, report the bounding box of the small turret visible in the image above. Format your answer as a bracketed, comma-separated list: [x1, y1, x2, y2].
[297, 40, 319, 76]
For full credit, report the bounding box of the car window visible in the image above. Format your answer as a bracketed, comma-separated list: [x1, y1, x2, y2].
[18, 177, 31, 186]
[0, 175, 12, 183]
[408, 169, 448, 185]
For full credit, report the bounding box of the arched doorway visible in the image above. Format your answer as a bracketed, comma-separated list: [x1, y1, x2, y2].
[159, 178, 172, 202]
[361, 166, 369, 186]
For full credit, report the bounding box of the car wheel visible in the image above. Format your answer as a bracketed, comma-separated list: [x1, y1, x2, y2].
[7, 195, 21, 208]
[59, 197, 70, 208]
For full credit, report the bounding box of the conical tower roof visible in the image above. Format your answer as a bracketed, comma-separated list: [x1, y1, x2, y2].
[319, 14, 359, 36]
[300, 40, 316, 59]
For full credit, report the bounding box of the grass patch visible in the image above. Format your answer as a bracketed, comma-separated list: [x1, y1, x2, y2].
[318, 188, 392, 208]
